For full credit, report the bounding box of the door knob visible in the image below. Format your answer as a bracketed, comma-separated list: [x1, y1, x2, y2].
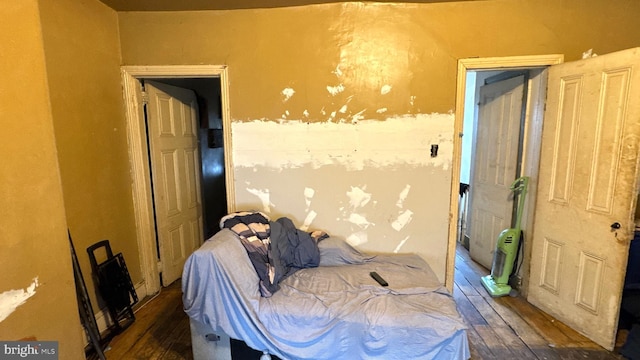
[611, 222, 621, 230]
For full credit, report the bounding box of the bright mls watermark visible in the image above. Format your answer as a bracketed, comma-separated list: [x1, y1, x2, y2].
[0, 341, 58, 359]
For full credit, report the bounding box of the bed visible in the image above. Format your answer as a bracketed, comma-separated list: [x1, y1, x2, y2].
[182, 220, 470, 360]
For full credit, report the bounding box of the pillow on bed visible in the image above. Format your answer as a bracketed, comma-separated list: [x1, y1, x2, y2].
[318, 237, 374, 266]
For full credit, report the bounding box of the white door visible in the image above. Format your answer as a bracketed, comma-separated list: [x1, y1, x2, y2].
[468, 75, 525, 269]
[528, 48, 640, 350]
[146, 81, 204, 286]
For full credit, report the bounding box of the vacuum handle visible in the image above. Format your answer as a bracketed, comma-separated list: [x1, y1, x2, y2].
[510, 176, 529, 230]
[510, 176, 529, 192]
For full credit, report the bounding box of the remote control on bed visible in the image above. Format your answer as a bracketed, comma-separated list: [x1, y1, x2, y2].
[370, 271, 389, 286]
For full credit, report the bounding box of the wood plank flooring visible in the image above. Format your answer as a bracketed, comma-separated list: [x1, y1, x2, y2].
[103, 244, 625, 359]
[454, 243, 623, 360]
[102, 282, 192, 360]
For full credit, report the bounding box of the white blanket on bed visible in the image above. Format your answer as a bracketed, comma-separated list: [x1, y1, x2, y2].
[182, 229, 469, 360]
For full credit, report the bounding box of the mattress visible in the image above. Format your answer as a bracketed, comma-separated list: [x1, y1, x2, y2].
[183, 229, 469, 360]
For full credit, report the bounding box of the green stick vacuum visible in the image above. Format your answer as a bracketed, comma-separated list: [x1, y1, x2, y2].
[481, 176, 529, 297]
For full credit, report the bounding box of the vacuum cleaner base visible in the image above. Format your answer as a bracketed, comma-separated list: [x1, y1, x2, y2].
[481, 274, 512, 297]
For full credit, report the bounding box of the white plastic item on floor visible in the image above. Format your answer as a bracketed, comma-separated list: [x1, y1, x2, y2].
[190, 318, 231, 360]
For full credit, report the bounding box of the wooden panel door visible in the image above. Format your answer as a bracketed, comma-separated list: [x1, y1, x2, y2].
[528, 48, 640, 350]
[146, 81, 203, 286]
[468, 75, 525, 269]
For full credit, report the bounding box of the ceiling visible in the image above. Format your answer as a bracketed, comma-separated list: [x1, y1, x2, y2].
[98, 0, 475, 11]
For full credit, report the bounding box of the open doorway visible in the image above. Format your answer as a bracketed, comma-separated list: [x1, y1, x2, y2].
[459, 69, 542, 289]
[450, 50, 640, 351]
[121, 65, 235, 296]
[446, 55, 564, 287]
[140, 78, 229, 287]
[448, 55, 563, 296]
[144, 78, 228, 240]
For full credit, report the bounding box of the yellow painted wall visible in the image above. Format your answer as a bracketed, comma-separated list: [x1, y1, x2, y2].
[0, 1, 85, 358]
[39, 0, 142, 316]
[118, 0, 640, 119]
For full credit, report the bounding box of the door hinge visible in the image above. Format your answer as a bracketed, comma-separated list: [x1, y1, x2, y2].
[141, 90, 149, 105]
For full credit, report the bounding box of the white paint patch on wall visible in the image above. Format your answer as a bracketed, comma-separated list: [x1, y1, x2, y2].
[304, 187, 315, 209]
[376, 108, 387, 114]
[327, 84, 345, 96]
[393, 236, 410, 253]
[300, 210, 317, 231]
[282, 87, 295, 102]
[232, 113, 455, 171]
[348, 213, 372, 229]
[351, 109, 366, 123]
[347, 186, 371, 209]
[339, 185, 373, 242]
[0, 277, 39, 323]
[347, 231, 367, 247]
[392, 210, 413, 231]
[246, 187, 273, 213]
[396, 184, 411, 208]
[381, 85, 392, 95]
[333, 65, 343, 77]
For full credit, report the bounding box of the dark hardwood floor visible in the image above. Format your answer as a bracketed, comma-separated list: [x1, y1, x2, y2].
[454, 244, 624, 360]
[102, 282, 192, 360]
[103, 244, 626, 359]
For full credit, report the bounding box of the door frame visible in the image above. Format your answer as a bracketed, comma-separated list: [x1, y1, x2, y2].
[121, 65, 236, 295]
[446, 55, 564, 291]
